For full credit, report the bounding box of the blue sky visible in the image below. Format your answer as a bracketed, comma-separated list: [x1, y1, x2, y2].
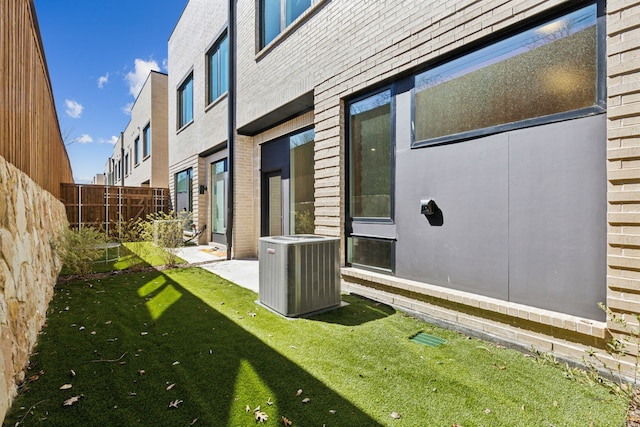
[33, 1, 188, 184]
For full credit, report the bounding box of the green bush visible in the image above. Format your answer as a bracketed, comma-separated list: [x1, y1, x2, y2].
[57, 227, 106, 275]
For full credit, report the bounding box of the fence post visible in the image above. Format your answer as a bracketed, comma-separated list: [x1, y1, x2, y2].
[78, 185, 82, 229]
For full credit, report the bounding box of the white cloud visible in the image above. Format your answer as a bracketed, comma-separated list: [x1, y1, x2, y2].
[74, 134, 93, 144]
[121, 102, 134, 116]
[97, 136, 118, 145]
[162, 58, 168, 72]
[65, 99, 84, 119]
[125, 58, 160, 98]
[97, 73, 109, 89]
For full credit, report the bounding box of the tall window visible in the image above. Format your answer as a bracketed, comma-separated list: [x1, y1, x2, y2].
[414, 3, 601, 146]
[134, 137, 140, 166]
[290, 129, 315, 234]
[207, 32, 229, 104]
[347, 89, 394, 272]
[143, 123, 151, 158]
[348, 90, 393, 219]
[212, 159, 227, 235]
[124, 153, 130, 176]
[175, 169, 193, 229]
[260, 0, 311, 48]
[178, 74, 193, 129]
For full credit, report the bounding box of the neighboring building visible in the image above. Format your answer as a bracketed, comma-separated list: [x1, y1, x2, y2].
[168, 0, 229, 244]
[92, 174, 106, 185]
[107, 71, 169, 188]
[168, 0, 640, 368]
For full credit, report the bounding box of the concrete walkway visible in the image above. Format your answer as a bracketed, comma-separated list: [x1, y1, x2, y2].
[175, 245, 259, 293]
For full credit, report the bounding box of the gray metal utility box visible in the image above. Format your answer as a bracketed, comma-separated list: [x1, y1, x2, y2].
[259, 235, 340, 317]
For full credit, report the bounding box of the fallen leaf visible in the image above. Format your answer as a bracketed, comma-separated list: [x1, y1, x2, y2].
[166, 383, 176, 391]
[484, 408, 491, 414]
[266, 397, 273, 406]
[168, 399, 183, 409]
[128, 392, 137, 397]
[70, 370, 76, 377]
[138, 370, 145, 376]
[296, 389, 303, 396]
[521, 405, 525, 411]
[302, 398, 310, 404]
[190, 419, 198, 425]
[172, 361, 180, 366]
[329, 409, 337, 414]
[79, 326, 85, 331]
[391, 411, 401, 419]
[553, 400, 558, 407]
[59, 384, 72, 390]
[28, 375, 40, 382]
[105, 320, 112, 324]
[255, 411, 268, 423]
[281, 416, 292, 426]
[248, 312, 257, 317]
[141, 332, 148, 336]
[253, 405, 261, 412]
[245, 405, 251, 413]
[63, 395, 83, 406]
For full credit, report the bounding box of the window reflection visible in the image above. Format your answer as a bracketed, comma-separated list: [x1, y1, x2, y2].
[290, 129, 315, 234]
[349, 90, 392, 219]
[414, 4, 598, 142]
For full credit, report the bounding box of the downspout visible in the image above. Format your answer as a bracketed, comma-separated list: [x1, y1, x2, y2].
[225, 0, 236, 260]
[120, 131, 125, 187]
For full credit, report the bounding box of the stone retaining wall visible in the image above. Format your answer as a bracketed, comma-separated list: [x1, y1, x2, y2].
[0, 155, 68, 421]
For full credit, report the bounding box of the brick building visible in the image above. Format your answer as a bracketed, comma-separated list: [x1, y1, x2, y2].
[168, 0, 640, 367]
[107, 71, 169, 188]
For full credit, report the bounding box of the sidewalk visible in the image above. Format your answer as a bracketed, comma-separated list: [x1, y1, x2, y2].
[176, 245, 259, 293]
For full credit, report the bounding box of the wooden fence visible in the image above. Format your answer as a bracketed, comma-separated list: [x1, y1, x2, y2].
[60, 184, 170, 231]
[1, 0, 74, 198]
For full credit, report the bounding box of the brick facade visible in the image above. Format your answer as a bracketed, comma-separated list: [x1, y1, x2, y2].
[168, 0, 640, 371]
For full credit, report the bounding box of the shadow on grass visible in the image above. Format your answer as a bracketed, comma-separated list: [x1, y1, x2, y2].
[309, 294, 395, 326]
[6, 269, 382, 426]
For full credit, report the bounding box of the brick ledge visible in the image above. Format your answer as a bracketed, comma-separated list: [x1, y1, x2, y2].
[341, 267, 607, 344]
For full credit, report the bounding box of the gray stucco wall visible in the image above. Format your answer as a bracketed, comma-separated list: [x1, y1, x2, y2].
[394, 107, 606, 320]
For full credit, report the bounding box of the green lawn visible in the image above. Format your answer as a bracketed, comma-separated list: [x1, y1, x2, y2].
[4, 267, 628, 426]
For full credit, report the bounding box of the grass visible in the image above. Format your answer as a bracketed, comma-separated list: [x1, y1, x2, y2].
[62, 242, 185, 275]
[4, 266, 629, 426]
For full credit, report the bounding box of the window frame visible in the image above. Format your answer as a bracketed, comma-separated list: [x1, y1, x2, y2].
[143, 123, 151, 159]
[258, 0, 320, 50]
[346, 86, 396, 224]
[134, 137, 140, 166]
[411, 1, 606, 149]
[345, 86, 397, 274]
[177, 72, 194, 130]
[206, 29, 229, 105]
[347, 236, 396, 275]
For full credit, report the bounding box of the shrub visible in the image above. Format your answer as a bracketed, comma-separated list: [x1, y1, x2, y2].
[57, 227, 106, 275]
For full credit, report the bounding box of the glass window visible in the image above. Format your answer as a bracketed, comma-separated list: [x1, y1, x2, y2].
[134, 137, 140, 165]
[290, 129, 315, 234]
[143, 124, 151, 158]
[260, 0, 312, 48]
[348, 90, 392, 219]
[207, 32, 229, 104]
[124, 153, 129, 176]
[175, 169, 193, 230]
[178, 74, 193, 129]
[347, 237, 393, 272]
[212, 159, 227, 234]
[414, 4, 599, 145]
